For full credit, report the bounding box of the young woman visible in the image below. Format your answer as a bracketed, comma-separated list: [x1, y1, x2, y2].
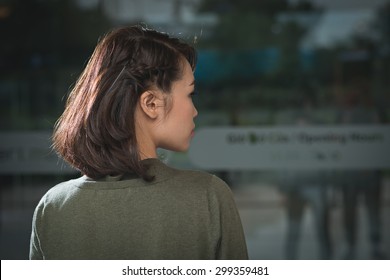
[29, 25, 248, 260]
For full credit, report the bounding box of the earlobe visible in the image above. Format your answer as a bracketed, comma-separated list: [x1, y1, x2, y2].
[139, 91, 161, 119]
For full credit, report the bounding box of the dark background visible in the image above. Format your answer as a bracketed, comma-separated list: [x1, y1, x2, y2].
[1, 0, 389, 259]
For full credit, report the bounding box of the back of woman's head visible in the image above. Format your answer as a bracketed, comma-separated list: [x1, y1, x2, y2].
[53, 25, 197, 180]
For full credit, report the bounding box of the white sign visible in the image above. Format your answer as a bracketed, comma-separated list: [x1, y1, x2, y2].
[188, 125, 390, 170]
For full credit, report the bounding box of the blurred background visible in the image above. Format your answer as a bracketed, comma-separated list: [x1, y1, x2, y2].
[1, 0, 389, 259]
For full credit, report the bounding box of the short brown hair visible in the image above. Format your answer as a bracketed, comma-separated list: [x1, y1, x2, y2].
[53, 25, 197, 180]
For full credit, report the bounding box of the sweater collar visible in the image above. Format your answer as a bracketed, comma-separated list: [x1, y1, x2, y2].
[142, 158, 177, 184]
[84, 158, 177, 186]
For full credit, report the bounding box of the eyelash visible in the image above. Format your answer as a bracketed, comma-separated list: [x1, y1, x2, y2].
[190, 90, 197, 97]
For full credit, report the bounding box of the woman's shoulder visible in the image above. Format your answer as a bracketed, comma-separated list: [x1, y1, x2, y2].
[165, 164, 233, 196]
[180, 169, 229, 188]
[37, 176, 87, 206]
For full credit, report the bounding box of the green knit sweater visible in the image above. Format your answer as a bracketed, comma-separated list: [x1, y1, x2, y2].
[30, 158, 248, 259]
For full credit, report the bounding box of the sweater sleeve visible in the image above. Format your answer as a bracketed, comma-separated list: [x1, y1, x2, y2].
[209, 175, 248, 260]
[29, 200, 45, 260]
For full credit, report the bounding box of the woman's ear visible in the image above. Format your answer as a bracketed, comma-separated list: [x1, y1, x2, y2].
[139, 90, 163, 119]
